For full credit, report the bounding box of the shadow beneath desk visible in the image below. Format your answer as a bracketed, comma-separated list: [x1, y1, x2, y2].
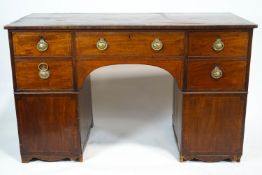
[85, 68, 180, 160]
[0, 97, 21, 162]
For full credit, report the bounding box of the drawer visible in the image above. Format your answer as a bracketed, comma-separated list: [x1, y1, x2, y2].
[188, 32, 249, 57]
[13, 32, 72, 57]
[76, 32, 185, 57]
[187, 60, 247, 91]
[15, 60, 73, 90]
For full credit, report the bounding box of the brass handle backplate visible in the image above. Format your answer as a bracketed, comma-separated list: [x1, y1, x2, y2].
[96, 38, 108, 50]
[211, 66, 223, 79]
[37, 38, 48, 52]
[38, 63, 50, 79]
[213, 38, 224, 52]
[151, 38, 163, 51]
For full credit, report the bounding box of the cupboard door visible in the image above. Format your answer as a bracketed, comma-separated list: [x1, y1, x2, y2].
[15, 94, 81, 154]
[182, 94, 246, 155]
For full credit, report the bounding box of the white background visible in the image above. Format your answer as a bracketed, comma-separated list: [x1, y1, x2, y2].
[0, 0, 262, 174]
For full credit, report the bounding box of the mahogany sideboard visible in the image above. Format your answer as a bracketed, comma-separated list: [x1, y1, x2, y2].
[4, 13, 257, 163]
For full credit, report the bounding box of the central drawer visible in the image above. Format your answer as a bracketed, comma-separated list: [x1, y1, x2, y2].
[76, 32, 185, 58]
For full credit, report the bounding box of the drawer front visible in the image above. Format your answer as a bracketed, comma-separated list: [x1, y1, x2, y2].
[15, 60, 73, 90]
[76, 32, 185, 57]
[13, 32, 72, 57]
[188, 32, 249, 57]
[187, 60, 247, 91]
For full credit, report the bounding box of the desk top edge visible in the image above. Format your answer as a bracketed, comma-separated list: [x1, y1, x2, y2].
[4, 13, 258, 30]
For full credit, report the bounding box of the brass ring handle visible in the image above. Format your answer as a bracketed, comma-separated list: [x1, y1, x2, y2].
[151, 38, 163, 51]
[96, 38, 108, 51]
[211, 66, 223, 79]
[37, 38, 48, 52]
[213, 38, 224, 52]
[38, 63, 50, 79]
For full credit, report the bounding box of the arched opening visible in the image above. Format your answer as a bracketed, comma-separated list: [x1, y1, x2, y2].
[79, 64, 181, 160]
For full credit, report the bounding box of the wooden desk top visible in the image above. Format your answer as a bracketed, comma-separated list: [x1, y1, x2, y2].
[4, 13, 257, 30]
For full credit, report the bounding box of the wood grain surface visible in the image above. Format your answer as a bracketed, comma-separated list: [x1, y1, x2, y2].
[76, 59, 184, 90]
[186, 60, 247, 91]
[15, 60, 73, 90]
[188, 32, 249, 57]
[13, 32, 71, 57]
[4, 13, 257, 30]
[76, 32, 184, 57]
[15, 94, 82, 162]
[182, 93, 246, 157]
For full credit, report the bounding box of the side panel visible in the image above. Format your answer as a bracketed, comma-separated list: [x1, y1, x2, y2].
[78, 76, 94, 149]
